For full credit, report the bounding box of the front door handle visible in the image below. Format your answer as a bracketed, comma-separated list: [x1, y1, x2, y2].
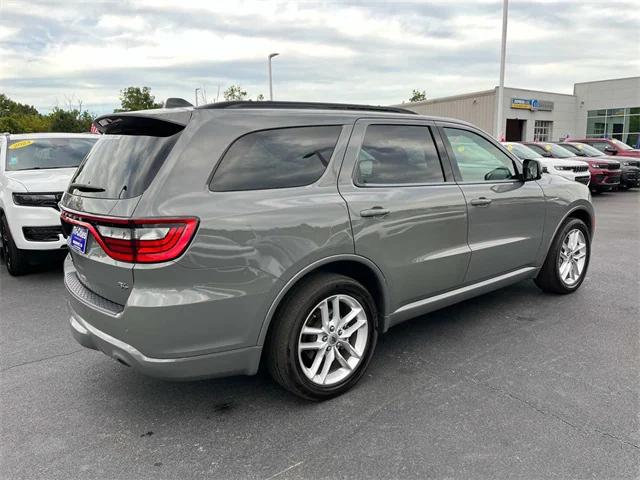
[470, 197, 492, 206]
[360, 206, 390, 218]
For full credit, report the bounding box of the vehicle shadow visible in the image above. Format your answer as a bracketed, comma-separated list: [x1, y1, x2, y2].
[0, 251, 66, 277]
[87, 279, 553, 422]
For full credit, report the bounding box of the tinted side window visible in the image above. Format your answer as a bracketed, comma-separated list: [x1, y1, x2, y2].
[443, 128, 518, 182]
[589, 142, 609, 152]
[211, 126, 341, 191]
[356, 125, 444, 185]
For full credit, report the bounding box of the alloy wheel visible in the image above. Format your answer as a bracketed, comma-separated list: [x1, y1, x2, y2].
[297, 294, 369, 386]
[558, 228, 587, 286]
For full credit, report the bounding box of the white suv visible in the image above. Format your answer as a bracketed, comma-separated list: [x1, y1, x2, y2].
[502, 142, 590, 186]
[0, 133, 98, 275]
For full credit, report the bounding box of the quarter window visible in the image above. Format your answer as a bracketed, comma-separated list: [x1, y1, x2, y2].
[442, 128, 518, 182]
[211, 126, 341, 191]
[355, 125, 444, 185]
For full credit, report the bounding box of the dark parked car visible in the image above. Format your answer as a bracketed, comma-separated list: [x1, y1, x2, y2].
[523, 142, 621, 193]
[61, 101, 594, 400]
[569, 138, 640, 158]
[559, 142, 640, 189]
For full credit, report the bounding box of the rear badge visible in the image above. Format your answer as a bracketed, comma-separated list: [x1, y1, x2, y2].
[117, 281, 129, 290]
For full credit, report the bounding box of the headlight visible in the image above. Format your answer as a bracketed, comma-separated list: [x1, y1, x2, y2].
[591, 164, 607, 169]
[12, 192, 62, 208]
[554, 165, 573, 171]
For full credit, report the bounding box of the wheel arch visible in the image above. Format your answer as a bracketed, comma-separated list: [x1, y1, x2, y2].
[566, 207, 594, 236]
[257, 254, 390, 347]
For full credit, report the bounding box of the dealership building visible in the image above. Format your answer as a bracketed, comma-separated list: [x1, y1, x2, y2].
[397, 76, 640, 147]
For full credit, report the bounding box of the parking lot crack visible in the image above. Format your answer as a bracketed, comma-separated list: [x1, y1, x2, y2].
[479, 381, 639, 450]
[1, 349, 84, 373]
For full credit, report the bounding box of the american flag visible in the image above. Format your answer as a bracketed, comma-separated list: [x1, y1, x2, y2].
[90, 122, 100, 134]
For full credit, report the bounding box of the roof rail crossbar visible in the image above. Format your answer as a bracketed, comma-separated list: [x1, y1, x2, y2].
[195, 101, 417, 115]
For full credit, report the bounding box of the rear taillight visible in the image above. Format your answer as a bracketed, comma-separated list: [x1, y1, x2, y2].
[60, 209, 198, 263]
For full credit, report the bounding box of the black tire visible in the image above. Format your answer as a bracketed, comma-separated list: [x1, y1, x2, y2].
[535, 217, 590, 294]
[267, 272, 378, 400]
[1, 214, 29, 276]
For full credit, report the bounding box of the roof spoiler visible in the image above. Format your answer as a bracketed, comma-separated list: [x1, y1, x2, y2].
[93, 110, 191, 136]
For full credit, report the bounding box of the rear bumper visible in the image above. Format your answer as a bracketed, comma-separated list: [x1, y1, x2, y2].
[64, 257, 263, 380]
[69, 312, 261, 380]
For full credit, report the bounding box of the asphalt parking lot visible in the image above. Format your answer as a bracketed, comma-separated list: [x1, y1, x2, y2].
[1, 191, 638, 480]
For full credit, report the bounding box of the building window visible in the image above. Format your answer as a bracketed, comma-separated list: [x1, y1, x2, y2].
[586, 107, 640, 147]
[533, 121, 553, 141]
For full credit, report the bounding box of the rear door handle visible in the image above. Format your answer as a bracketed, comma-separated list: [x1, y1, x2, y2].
[360, 207, 390, 218]
[470, 197, 492, 206]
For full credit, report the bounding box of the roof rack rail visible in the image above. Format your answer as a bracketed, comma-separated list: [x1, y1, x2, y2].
[195, 100, 417, 115]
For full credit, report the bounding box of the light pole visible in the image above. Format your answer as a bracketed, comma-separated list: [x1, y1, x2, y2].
[268, 53, 279, 101]
[195, 88, 201, 107]
[495, 0, 508, 140]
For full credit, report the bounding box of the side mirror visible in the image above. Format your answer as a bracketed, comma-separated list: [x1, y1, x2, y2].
[604, 146, 617, 155]
[522, 159, 542, 181]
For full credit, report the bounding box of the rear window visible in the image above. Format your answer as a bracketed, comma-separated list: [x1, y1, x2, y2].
[210, 126, 341, 191]
[6, 137, 97, 171]
[69, 133, 180, 199]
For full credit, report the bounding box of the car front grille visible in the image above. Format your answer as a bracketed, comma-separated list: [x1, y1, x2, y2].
[22, 226, 62, 242]
[605, 175, 621, 184]
[572, 165, 589, 172]
[608, 163, 621, 170]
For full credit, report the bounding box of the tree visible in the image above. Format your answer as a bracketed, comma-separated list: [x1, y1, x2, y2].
[116, 86, 163, 112]
[256, 94, 265, 101]
[223, 85, 248, 101]
[0, 94, 39, 116]
[409, 89, 427, 102]
[0, 116, 23, 133]
[48, 108, 94, 133]
[0, 93, 95, 133]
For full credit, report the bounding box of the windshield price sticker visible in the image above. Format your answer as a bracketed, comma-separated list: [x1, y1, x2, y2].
[8, 140, 34, 150]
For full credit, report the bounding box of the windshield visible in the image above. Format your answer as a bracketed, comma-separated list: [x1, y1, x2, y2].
[70, 133, 180, 199]
[566, 143, 604, 157]
[610, 138, 633, 150]
[503, 143, 540, 160]
[6, 137, 98, 171]
[539, 143, 575, 158]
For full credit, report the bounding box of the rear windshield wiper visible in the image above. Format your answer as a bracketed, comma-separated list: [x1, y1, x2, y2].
[69, 182, 106, 193]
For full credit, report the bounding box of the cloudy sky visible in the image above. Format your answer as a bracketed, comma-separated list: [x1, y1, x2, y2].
[1, 0, 638, 114]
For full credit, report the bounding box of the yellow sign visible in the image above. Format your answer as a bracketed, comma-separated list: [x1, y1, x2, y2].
[8, 140, 34, 150]
[544, 144, 552, 151]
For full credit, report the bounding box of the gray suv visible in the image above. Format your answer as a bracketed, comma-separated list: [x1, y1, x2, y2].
[61, 101, 594, 400]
